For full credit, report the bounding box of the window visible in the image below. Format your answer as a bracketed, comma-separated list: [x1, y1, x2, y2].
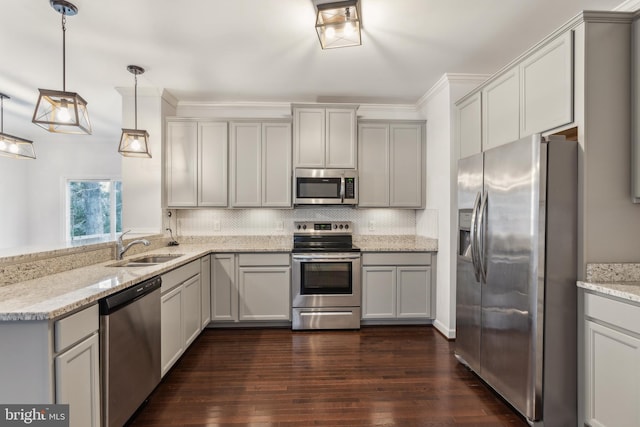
[67, 179, 122, 243]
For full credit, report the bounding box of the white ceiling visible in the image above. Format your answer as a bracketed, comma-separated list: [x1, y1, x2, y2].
[0, 0, 625, 145]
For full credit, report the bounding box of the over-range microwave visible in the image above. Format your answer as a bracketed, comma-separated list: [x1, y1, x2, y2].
[294, 169, 358, 206]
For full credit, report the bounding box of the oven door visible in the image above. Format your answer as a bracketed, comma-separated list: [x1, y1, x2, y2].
[292, 253, 361, 308]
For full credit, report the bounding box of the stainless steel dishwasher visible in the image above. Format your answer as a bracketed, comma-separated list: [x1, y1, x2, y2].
[100, 276, 161, 427]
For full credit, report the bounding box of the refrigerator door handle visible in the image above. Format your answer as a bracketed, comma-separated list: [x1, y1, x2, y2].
[470, 191, 482, 282]
[478, 191, 488, 283]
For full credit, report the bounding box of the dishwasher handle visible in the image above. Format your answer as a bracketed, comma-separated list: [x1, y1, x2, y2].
[99, 276, 162, 315]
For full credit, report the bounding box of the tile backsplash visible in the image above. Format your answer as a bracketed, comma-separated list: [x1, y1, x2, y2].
[174, 208, 432, 236]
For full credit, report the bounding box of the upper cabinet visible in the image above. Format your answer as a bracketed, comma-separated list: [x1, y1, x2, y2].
[293, 104, 358, 169]
[519, 31, 573, 137]
[166, 120, 228, 208]
[358, 120, 425, 208]
[456, 29, 573, 156]
[457, 92, 482, 158]
[229, 120, 292, 208]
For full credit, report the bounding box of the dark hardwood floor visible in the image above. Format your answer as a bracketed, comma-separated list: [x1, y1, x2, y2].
[129, 326, 527, 426]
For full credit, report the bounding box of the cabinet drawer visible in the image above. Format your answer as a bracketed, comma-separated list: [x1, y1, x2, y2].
[584, 292, 640, 336]
[162, 260, 200, 293]
[55, 304, 99, 353]
[238, 253, 290, 267]
[362, 252, 431, 266]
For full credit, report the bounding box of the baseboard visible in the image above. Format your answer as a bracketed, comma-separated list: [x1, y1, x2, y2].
[434, 319, 456, 340]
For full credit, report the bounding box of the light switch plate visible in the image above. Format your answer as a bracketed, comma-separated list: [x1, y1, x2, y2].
[214, 220, 221, 231]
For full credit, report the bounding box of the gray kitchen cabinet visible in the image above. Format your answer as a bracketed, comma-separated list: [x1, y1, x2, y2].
[358, 121, 425, 208]
[54, 305, 100, 427]
[211, 253, 238, 322]
[229, 121, 292, 208]
[519, 31, 573, 138]
[456, 92, 482, 159]
[632, 16, 640, 202]
[238, 253, 291, 321]
[201, 255, 211, 328]
[361, 253, 434, 322]
[581, 290, 640, 427]
[0, 304, 100, 426]
[293, 104, 358, 169]
[160, 259, 201, 377]
[165, 120, 228, 208]
[212, 253, 291, 324]
[482, 68, 519, 151]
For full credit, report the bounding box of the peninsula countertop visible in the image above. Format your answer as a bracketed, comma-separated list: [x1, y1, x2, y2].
[577, 280, 640, 305]
[0, 235, 438, 321]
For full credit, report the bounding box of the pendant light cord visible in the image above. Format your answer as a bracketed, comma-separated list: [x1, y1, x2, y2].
[62, 12, 67, 91]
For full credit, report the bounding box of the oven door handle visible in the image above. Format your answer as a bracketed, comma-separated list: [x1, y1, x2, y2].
[292, 254, 361, 261]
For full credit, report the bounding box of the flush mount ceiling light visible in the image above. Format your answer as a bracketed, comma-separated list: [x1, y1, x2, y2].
[118, 65, 151, 158]
[315, 0, 361, 49]
[32, 0, 91, 135]
[0, 93, 36, 160]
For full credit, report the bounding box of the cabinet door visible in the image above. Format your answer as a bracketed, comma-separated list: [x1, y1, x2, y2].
[199, 122, 228, 207]
[483, 69, 520, 151]
[262, 122, 292, 207]
[457, 92, 482, 158]
[293, 108, 325, 168]
[390, 124, 423, 207]
[161, 285, 183, 376]
[358, 123, 390, 207]
[166, 121, 198, 207]
[230, 122, 262, 207]
[585, 320, 640, 427]
[362, 266, 396, 319]
[326, 108, 357, 168]
[201, 255, 211, 328]
[182, 275, 202, 347]
[238, 267, 291, 321]
[396, 266, 431, 318]
[520, 31, 573, 136]
[212, 254, 238, 322]
[55, 333, 100, 427]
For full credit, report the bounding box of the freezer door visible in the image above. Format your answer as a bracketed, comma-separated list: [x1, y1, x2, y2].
[455, 153, 483, 372]
[480, 134, 543, 421]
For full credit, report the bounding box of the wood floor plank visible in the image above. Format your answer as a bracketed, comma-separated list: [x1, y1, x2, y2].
[128, 326, 528, 426]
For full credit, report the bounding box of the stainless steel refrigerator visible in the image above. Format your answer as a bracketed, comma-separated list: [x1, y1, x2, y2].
[455, 134, 577, 426]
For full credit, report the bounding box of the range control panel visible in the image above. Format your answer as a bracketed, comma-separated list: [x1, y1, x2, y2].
[294, 221, 353, 234]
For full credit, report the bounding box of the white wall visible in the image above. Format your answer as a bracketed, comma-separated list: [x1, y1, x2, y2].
[0, 158, 29, 249]
[417, 74, 488, 338]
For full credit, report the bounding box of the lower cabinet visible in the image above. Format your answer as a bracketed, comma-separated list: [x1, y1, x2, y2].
[160, 259, 202, 377]
[582, 290, 640, 427]
[212, 253, 291, 323]
[362, 252, 434, 322]
[54, 304, 100, 427]
[201, 255, 211, 328]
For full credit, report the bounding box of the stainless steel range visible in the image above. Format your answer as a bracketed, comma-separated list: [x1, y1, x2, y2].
[291, 221, 361, 330]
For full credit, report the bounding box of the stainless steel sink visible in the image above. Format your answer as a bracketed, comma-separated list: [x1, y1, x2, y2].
[108, 254, 183, 267]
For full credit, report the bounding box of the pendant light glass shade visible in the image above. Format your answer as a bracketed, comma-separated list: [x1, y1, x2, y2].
[0, 94, 36, 160]
[315, 0, 361, 49]
[118, 65, 151, 158]
[32, 1, 91, 135]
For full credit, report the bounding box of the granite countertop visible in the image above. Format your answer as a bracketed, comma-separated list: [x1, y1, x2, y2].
[0, 235, 438, 322]
[577, 281, 640, 304]
[0, 240, 291, 322]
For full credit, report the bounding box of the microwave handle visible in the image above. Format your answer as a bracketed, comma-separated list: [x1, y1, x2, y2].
[340, 176, 345, 203]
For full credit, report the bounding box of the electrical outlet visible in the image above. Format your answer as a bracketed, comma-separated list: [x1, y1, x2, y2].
[214, 220, 221, 231]
[276, 221, 284, 231]
[368, 220, 375, 231]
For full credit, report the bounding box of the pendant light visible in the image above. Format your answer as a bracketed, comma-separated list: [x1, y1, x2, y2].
[118, 65, 151, 158]
[32, 0, 91, 135]
[0, 94, 36, 160]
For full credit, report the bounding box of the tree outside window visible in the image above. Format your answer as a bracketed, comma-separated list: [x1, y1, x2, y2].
[67, 180, 122, 242]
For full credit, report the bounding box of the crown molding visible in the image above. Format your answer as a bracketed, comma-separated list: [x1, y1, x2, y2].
[613, 0, 640, 11]
[417, 73, 490, 108]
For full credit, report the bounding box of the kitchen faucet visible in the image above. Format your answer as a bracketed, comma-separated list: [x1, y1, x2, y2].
[116, 230, 150, 260]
